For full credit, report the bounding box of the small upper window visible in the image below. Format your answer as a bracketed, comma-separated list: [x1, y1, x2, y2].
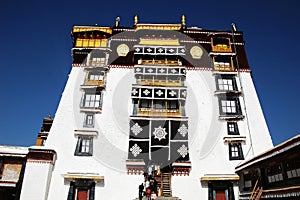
[229, 143, 244, 160]
[83, 113, 94, 128]
[216, 75, 237, 91]
[81, 89, 102, 108]
[227, 122, 239, 135]
[219, 98, 242, 116]
[74, 136, 93, 156]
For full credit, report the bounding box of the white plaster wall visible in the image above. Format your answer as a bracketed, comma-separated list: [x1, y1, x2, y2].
[20, 162, 53, 200]
[40, 67, 273, 200]
[239, 72, 274, 156]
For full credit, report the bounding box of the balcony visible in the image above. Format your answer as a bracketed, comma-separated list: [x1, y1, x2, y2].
[84, 79, 105, 87]
[211, 44, 232, 53]
[138, 78, 182, 87]
[75, 39, 108, 48]
[214, 62, 234, 72]
[139, 58, 182, 66]
[88, 59, 106, 67]
[137, 108, 182, 117]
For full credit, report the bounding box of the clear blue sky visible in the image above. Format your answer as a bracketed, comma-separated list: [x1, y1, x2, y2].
[0, 0, 299, 146]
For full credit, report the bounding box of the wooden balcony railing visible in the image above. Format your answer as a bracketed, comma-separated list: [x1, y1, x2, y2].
[88, 60, 106, 67]
[85, 79, 105, 86]
[139, 58, 181, 66]
[75, 39, 108, 48]
[138, 79, 182, 87]
[211, 44, 232, 53]
[214, 62, 234, 72]
[137, 108, 181, 116]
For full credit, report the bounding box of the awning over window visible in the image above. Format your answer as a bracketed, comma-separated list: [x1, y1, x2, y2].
[200, 174, 239, 181]
[63, 173, 104, 182]
[74, 130, 98, 137]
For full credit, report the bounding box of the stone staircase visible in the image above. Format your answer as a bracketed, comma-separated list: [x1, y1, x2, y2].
[134, 197, 181, 200]
[134, 172, 180, 200]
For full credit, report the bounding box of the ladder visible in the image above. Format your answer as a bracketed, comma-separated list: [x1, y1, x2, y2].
[249, 180, 263, 200]
[161, 172, 172, 197]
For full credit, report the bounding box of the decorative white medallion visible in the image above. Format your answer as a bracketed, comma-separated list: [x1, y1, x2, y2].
[132, 89, 138, 95]
[156, 90, 164, 96]
[190, 45, 203, 59]
[131, 123, 143, 135]
[153, 126, 168, 141]
[177, 124, 188, 137]
[158, 48, 163, 53]
[168, 48, 174, 53]
[135, 67, 142, 72]
[169, 90, 176, 97]
[117, 43, 130, 57]
[130, 144, 142, 157]
[143, 89, 150, 96]
[177, 144, 188, 158]
[135, 47, 141, 52]
[180, 48, 185, 53]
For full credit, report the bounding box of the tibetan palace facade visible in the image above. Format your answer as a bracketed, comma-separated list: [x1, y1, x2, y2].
[19, 16, 273, 200]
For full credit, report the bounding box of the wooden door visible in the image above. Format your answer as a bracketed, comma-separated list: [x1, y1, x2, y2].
[216, 190, 226, 200]
[76, 189, 89, 200]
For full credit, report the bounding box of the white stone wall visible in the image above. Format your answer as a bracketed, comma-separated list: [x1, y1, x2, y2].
[20, 161, 54, 200]
[36, 66, 273, 200]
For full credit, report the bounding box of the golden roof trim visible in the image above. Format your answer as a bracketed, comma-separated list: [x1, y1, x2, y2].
[73, 26, 112, 34]
[136, 24, 182, 31]
[139, 38, 180, 46]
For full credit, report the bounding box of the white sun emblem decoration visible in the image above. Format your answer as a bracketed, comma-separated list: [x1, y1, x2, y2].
[177, 144, 188, 158]
[130, 144, 142, 157]
[131, 123, 143, 135]
[153, 126, 168, 141]
[177, 124, 188, 137]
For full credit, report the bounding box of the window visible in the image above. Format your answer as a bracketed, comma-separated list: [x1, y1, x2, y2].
[229, 143, 244, 160]
[219, 98, 242, 116]
[153, 100, 166, 109]
[213, 56, 234, 71]
[286, 161, 300, 179]
[88, 72, 103, 81]
[267, 165, 283, 183]
[68, 180, 95, 200]
[227, 122, 239, 135]
[83, 114, 94, 128]
[216, 75, 237, 91]
[212, 38, 230, 46]
[75, 136, 93, 156]
[139, 99, 151, 108]
[82, 90, 102, 108]
[167, 100, 179, 110]
[243, 173, 252, 188]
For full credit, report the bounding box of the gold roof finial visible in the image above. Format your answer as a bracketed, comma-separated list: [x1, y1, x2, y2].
[181, 15, 186, 26]
[134, 15, 138, 26]
[115, 17, 120, 27]
[231, 23, 237, 32]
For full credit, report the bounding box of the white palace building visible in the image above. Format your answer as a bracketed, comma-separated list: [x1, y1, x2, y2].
[18, 16, 274, 200]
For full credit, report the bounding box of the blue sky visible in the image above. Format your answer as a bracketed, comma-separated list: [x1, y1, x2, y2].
[0, 0, 299, 146]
